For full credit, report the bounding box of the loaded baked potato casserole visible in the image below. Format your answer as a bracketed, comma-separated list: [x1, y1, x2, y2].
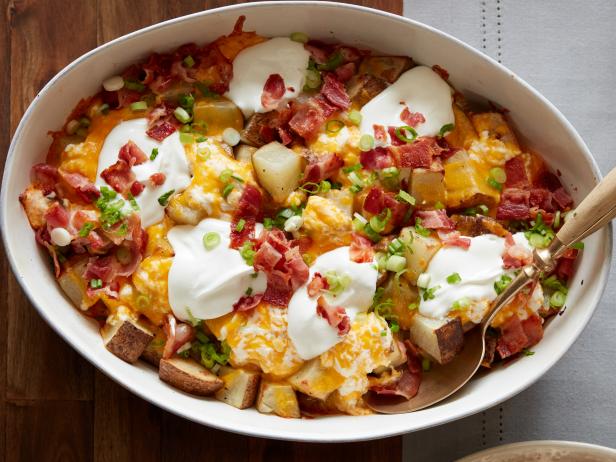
[19, 17, 579, 417]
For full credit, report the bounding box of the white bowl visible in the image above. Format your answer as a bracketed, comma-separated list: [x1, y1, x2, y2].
[1, 1, 611, 442]
[457, 440, 616, 461]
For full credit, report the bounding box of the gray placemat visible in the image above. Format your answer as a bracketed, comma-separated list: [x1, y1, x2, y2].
[401, 1, 616, 460]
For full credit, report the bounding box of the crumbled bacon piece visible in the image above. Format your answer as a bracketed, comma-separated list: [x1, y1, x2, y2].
[233, 293, 264, 312]
[360, 147, 394, 170]
[496, 314, 543, 359]
[301, 152, 344, 184]
[349, 233, 374, 263]
[400, 107, 425, 127]
[334, 62, 355, 82]
[261, 73, 286, 111]
[320, 73, 350, 110]
[44, 203, 70, 230]
[150, 172, 166, 186]
[289, 95, 337, 140]
[146, 121, 177, 142]
[502, 233, 532, 269]
[100, 159, 135, 195]
[373, 124, 387, 144]
[118, 141, 147, 166]
[437, 230, 471, 249]
[316, 296, 350, 336]
[392, 137, 443, 169]
[31, 163, 58, 195]
[504, 156, 529, 189]
[130, 180, 145, 197]
[57, 170, 101, 204]
[371, 341, 421, 400]
[230, 185, 263, 249]
[307, 272, 329, 297]
[496, 188, 531, 220]
[415, 210, 454, 230]
[363, 187, 410, 227]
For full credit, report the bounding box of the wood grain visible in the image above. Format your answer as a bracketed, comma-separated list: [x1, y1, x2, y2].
[6, 0, 96, 402]
[2, 0, 404, 460]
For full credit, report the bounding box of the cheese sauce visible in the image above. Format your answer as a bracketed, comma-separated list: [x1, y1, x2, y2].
[419, 233, 532, 320]
[226, 37, 310, 117]
[287, 246, 378, 360]
[167, 218, 267, 321]
[95, 118, 191, 228]
[360, 65, 455, 141]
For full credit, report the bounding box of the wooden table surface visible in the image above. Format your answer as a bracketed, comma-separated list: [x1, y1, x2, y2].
[0, 0, 404, 460]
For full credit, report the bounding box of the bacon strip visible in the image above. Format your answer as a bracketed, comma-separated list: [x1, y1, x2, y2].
[57, 170, 101, 203]
[400, 107, 425, 127]
[371, 341, 421, 400]
[496, 314, 543, 359]
[307, 272, 328, 297]
[118, 141, 148, 166]
[363, 187, 410, 227]
[162, 314, 195, 359]
[437, 230, 471, 249]
[359, 147, 394, 170]
[502, 233, 532, 269]
[320, 73, 350, 110]
[415, 210, 454, 230]
[233, 293, 264, 312]
[392, 137, 442, 169]
[301, 152, 344, 184]
[31, 163, 59, 195]
[230, 185, 263, 249]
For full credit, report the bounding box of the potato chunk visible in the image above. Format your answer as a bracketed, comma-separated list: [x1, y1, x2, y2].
[234, 144, 257, 164]
[159, 358, 223, 396]
[382, 275, 420, 330]
[215, 367, 261, 409]
[193, 97, 243, 135]
[288, 358, 343, 401]
[443, 150, 500, 209]
[103, 319, 154, 364]
[256, 381, 301, 418]
[358, 56, 414, 83]
[252, 142, 303, 202]
[410, 168, 446, 207]
[400, 227, 442, 285]
[409, 315, 464, 364]
[19, 186, 52, 229]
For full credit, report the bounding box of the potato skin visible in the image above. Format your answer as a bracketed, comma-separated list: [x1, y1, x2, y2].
[104, 320, 154, 364]
[256, 381, 301, 419]
[215, 367, 261, 409]
[159, 358, 223, 396]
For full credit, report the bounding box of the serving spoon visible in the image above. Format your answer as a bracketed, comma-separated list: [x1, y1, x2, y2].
[366, 166, 616, 414]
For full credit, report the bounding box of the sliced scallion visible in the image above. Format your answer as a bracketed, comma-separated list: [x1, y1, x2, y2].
[174, 107, 192, 124]
[130, 101, 148, 112]
[157, 189, 175, 206]
[290, 32, 309, 43]
[183, 55, 195, 68]
[394, 125, 418, 143]
[359, 134, 375, 152]
[325, 119, 344, 134]
[348, 110, 362, 126]
[203, 232, 221, 250]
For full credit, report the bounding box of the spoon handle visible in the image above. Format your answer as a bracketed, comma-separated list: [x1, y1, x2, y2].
[548, 166, 616, 259]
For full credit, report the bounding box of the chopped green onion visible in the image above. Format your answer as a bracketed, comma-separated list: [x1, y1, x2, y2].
[157, 189, 175, 206]
[290, 31, 309, 43]
[348, 171, 365, 187]
[304, 69, 322, 90]
[79, 117, 91, 128]
[396, 190, 416, 205]
[99, 104, 110, 115]
[422, 357, 431, 371]
[185, 308, 200, 327]
[264, 218, 273, 230]
[494, 274, 512, 294]
[76, 127, 88, 138]
[451, 297, 471, 310]
[343, 163, 362, 174]
[203, 232, 221, 250]
[324, 270, 352, 296]
[414, 218, 430, 237]
[219, 169, 233, 183]
[320, 180, 331, 193]
[381, 166, 399, 179]
[477, 204, 489, 215]
[434, 201, 445, 210]
[245, 287, 253, 296]
[489, 167, 507, 184]
[317, 51, 343, 71]
[529, 233, 549, 248]
[394, 125, 418, 143]
[239, 241, 256, 266]
[387, 238, 405, 256]
[522, 348, 535, 356]
[124, 79, 145, 92]
[553, 210, 561, 228]
[438, 123, 455, 137]
[326, 119, 344, 134]
[422, 285, 440, 301]
[78, 222, 94, 238]
[385, 255, 406, 273]
[179, 93, 195, 110]
[179, 133, 194, 144]
[348, 110, 362, 126]
[487, 176, 503, 191]
[408, 302, 418, 311]
[196, 136, 207, 143]
[350, 184, 363, 194]
[90, 278, 103, 289]
[180, 124, 192, 133]
[195, 81, 219, 98]
[359, 134, 375, 152]
[150, 148, 159, 161]
[369, 208, 391, 233]
[571, 241, 584, 250]
[130, 101, 148, 112]
[127, 193, 139, 211]
[447, 272, 462, 284]
[222, 183, 234, 198]
[236, 219, 246, 232]
[362, 222, 382, 242]
[542, 275, 568, 294]
[183, 55, 195, 68]
[550, 290, 567, 308]
[174, 107, 192, 124]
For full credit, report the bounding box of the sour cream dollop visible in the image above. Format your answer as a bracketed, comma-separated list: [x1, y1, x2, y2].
[287, 246, 378, 360]
[360, 65, 454, 141]
[419, 233, 531, 320]
[95, 118, 191, 228]
[167, 218, 267, 321]
[226, 37, 310, 117]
